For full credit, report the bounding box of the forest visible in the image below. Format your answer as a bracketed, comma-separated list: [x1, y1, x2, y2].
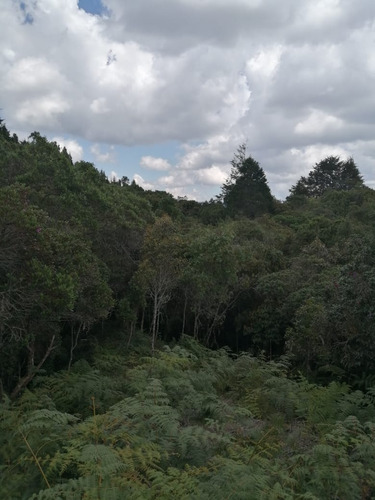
[1, 120, 375, 498]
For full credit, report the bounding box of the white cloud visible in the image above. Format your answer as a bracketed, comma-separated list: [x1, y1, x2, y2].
[290, 144, 350, 171]
[140, 156, 171, 171]
[246, 45, 283, 82]
[15, 94, 70, 127]
[90, 143, 115, 163]
[295, 109, 344, 137]
[2, 48, 16, 63]
[109, 170, 119, 182]
[133, 173, 154, 190]
[53, 137, 83, 162]
[90, 97, 110, 114]
[157, 162, 228, 194]
[195, 166, 228, 186]
[177, 134, 241, 170]
[3, 57, 64, 91]
[296, 0, 342, 29]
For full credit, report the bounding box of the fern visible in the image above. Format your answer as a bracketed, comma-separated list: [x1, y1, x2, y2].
[19, 408, 78, 433]
[78, 443, 125, 476]
[292, 377, 349, 429]
[92, 348, 128, 376]
[338, 388, 375, 423]
[32, 363, 125, 417]
[175, 425, 231, 466]
[110, 377, 180, 455]
[3, 337, 375, 499]
[198, 454, 273, 500]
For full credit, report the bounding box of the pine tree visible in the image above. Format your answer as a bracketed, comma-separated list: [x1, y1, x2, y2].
[288, 156, 364, 199]
[221, 145, 274, 218]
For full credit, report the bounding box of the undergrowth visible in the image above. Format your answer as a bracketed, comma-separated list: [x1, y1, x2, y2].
[1, 335, 375, 499]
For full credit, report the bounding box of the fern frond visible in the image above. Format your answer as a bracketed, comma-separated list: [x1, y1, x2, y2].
[146, 466, 203, 500]
[176, 425, 231, 466]
[19, 409, 78, 434]
[110, 378, 179, 441]
[78, 443, 125, 476]
[33, 367, 125, 417]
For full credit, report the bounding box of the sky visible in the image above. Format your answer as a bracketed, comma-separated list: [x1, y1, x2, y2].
[1, 0, 375, 201]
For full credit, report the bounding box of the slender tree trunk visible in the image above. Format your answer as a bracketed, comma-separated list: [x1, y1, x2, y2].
[11, 335, 56, 400]
[181, 293, 187, 336]
[68, 323, 82, 372]
[151, 293, 159, 354]
[127, 321, 135, 348]
[27, 341, 35, 375]
[156, 309, 161, 340]
[193, 313, 200, 340]
[206, 305, 223, 346]
[140, 308, 145, 333]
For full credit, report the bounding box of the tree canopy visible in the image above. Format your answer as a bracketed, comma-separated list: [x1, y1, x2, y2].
[288, 155, 364, 200]
[220, 145, 274, 218]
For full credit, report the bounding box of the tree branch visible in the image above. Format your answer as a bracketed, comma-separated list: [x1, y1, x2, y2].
[10, 334, 56, 400]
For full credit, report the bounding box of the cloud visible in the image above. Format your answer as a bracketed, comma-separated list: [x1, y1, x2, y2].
[133, 173, 154, 190]
[3, 57, 63, 92]
[1, 0, 375, 200]
[109, 170, 119, 182]
[295, 109, 344, 137]
[140, 156, 171, 171]
[53, 137, 83, 162]
[1, 0, 251, 144]
[156, 160, 229, 196]
[90, 143, 115, 163]
[289, 144, 350, 170]
[90, 97, 110, 114]
[177, 134, 242, 171]
[195, 166, 228, 186]
[15, 94, 70, 128]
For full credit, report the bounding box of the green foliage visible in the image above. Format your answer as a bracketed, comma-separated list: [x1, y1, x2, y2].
[289, 155, 364, 199]
[220, 145, 274, 218]
[3, 120, 375, 498]
[2, 339, 375, 499]
[2, 121, 375, 386]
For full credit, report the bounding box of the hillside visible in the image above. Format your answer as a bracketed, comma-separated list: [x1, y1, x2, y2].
[1, 122, 375, 498]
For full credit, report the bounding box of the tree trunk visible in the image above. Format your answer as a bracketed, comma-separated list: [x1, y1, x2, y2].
[11, 335, 56, 400]
[0, 379, 4, 402]
[127, 321, 135, 348]
[193, 313, 200, 340]
[181, 293, 187, 336]
[68, 323, 82, 372]
[151, 293, 159, 354]
[140, 308, 145, 333]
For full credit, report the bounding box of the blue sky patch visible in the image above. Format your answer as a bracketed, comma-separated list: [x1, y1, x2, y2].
[20, 2, 34, 24]
[78, 0, 110, 17]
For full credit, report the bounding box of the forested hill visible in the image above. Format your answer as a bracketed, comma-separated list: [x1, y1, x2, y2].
[2, 121, 375, 498]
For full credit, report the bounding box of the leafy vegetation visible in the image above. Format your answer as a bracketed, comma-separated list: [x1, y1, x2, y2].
[288, 155, 364, 200]
[1, 119, 375, 498]
[2, 339, 375, 499]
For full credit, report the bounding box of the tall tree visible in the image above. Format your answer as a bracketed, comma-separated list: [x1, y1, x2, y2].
[220, 145, 274, 218]
[132, 216, 183, 352]
[181, 222, 246, 345]
[0, 185, 113, 396]
[288, 156, 364, 199]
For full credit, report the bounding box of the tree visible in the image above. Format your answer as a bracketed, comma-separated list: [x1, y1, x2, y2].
[220, 145, 274, 218]
[0, 184, 114, 396]
[180, 221, 253, 345]
[288, 156, 364, 200]
[132, 216, 183, 352]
